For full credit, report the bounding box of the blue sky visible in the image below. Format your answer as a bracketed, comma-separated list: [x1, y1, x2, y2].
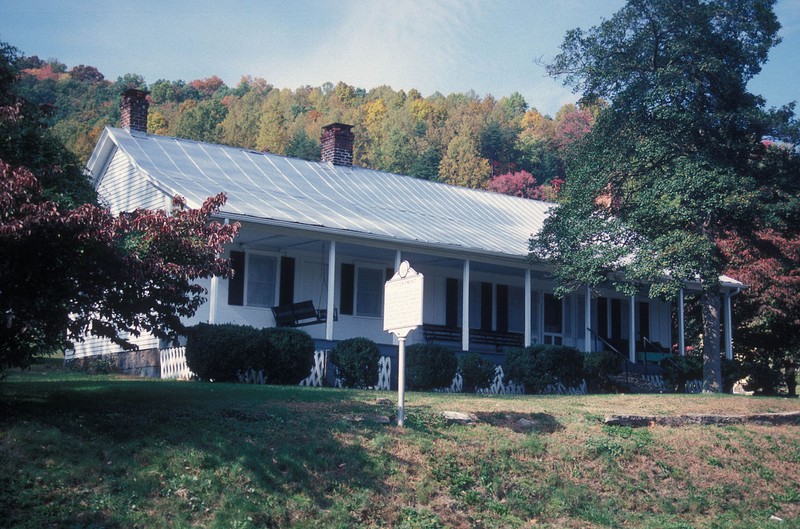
[1, 0, 797, 116]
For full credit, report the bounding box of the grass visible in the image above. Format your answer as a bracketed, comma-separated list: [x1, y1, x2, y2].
[1, 358, 800, 528]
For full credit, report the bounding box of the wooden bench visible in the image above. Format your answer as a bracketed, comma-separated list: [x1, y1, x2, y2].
[422, 324, 524, 351]
[271, 300, 335, 327]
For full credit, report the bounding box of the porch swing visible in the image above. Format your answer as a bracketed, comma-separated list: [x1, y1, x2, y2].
[270, 245, 337, 328]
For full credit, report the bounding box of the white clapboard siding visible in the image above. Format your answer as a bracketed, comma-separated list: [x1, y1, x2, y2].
[97, 148, 170, 215]
[66, 331, 159, 359]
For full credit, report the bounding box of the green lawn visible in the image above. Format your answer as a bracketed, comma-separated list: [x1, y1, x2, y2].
[2, 360, 800, 528]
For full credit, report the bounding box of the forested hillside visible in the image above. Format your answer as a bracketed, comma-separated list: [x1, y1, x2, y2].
[15, 54, 600, 198]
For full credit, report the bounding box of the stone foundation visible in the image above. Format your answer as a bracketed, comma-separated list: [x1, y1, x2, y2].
[65, 348, 160, 378]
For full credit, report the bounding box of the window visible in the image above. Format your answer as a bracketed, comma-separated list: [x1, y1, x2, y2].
[356, 267, 383, 317]
[245, 254, 277, 307]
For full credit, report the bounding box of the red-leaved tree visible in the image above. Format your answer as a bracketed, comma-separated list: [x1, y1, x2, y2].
[487, 170, 564, 201]
[0, 160, 239, 370]
[718, 228, 800, 395]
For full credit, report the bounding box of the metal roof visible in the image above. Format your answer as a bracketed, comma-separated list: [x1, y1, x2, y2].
[96, 127, 552, 260]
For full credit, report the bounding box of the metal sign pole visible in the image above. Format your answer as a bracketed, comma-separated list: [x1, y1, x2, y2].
[397, 335, 406, 427]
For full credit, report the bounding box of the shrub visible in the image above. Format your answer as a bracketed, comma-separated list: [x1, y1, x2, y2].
[504, 344, 584, 394]
[583, 351, 623, 393]
[405, 343, 458, 391]
[660, 355, 702, 392]
[332, 337, 380, 388]
[458, 353, 496, 392]
[262, 327, 316, 384]
[186, 323, 269, 382]
[661, 355, 748, 393]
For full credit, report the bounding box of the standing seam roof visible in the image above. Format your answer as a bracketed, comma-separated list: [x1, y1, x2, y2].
[104, 127, 552, 258]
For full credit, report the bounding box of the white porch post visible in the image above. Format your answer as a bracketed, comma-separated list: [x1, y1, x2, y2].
[524, 269, 532, 347]
[209, 276, 219, 324]
[584, 285, 592, 353]
[208, 218, 228, 324]
[394, 250, 402, 271]
[629, 295, 636, 363]
[724, 292, 733, 360]
[462, 259, 470, 351]
[326, 240, 336, 341]
[679, 288, 686, 357]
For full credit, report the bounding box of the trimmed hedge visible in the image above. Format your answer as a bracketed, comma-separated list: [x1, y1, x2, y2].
[458, 353, 496, 392]
[405, 343, 458, 391]
[186, 323, 270, 382]
[332, 337, 380, 388]
[505, 344, 584, 394]
[185, 323, 314, 384]
[261, 327, 316, 384]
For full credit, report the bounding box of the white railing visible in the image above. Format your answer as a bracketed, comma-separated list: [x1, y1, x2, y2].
[377, 356, 392, 390]
[300, 349, 328, 387]
[160, 346, 194, 380]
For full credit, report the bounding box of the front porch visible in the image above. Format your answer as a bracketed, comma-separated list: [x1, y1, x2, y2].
[195, 220, 736, 365]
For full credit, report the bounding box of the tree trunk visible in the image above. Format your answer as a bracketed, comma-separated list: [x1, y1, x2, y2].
[701, 289, 722, 393]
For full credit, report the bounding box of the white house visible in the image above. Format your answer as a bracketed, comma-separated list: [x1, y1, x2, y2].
[67, 89, 743, 373]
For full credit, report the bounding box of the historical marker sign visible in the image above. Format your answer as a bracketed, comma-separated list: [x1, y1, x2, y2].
[383, 260, 423, 336]
[383, 260, 423, 428]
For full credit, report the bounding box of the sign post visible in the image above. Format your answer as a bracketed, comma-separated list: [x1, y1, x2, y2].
[383, 260, 423, 427]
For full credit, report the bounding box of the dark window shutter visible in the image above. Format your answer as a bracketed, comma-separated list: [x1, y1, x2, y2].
[611, 298, 622, 339]
[340, 263, 355, 315]
[638, 301, 650, 340]
[279, 256, 295, 306]
[598, 297, 609, 339]
[446, 278, 459, 328]
[496, 284, 509, 333]
[481, 282, 493, 331]
[228, 251, 245, 306]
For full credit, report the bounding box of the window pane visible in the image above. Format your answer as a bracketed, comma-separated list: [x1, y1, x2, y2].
[357, 267, 382, 317]
[247, 254, 277, 307]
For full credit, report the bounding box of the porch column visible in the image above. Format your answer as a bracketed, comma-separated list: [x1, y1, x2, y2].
[462, 260, 470, 351]
[326, 240, 336, 341]
[678, 288, 686, 356]
[629, 295, 636, 363]
[524, 269, 532, 347]
[208, 218, 229, 324]
[394, 250, 402, 271]
[724, 292, 733, 360]
[208, 276, 219, 324]
[584, 285, 592, 353]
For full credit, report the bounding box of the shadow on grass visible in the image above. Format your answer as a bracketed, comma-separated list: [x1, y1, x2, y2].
[0, 374, 389, 528]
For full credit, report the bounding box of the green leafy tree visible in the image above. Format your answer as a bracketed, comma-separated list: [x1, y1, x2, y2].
[174, 98, 227, 143]
[531, 0, 785, 392]
[439, 127, 492, 188]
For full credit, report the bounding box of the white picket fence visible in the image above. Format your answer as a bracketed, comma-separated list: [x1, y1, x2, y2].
[300, 349, 329, 387]
[160, 346, 194, 380]
[479, 365, 526, 395]
[377, 356, 392, 390]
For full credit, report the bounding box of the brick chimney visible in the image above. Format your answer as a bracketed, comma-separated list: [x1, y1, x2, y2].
[320, 123, 354, 166]
[120, 89, 149, 133]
